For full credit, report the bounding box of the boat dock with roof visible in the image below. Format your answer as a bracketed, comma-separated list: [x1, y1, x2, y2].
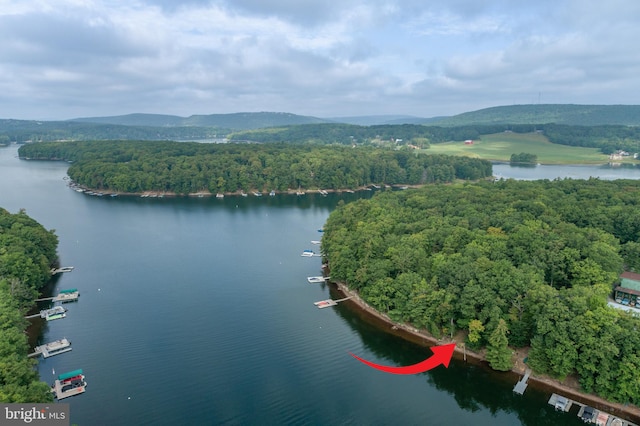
[547, 393, 636, 425]
[29, 338, 72, 358]
[52, 369, 86, 400]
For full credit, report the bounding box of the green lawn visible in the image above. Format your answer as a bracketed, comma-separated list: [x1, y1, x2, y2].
[425, 132, 617, 164]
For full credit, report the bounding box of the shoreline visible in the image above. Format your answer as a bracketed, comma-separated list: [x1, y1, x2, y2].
[65, 181, 413, 198]
[332, 281, 640, 424]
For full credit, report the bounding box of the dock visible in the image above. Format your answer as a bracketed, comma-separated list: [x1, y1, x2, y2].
[548, 393, 573, 412]
[314, 296, 353, 309]
[513, 368, 531, 395]
[51, 369, 86, 400]
[307, 276, 330, 283]
[29, 338, 72, 358]
[25, 305, 67, 320]
[35, 289, 80, 303]
[50, 266, 74, 275]
[548, 393, 635, 425]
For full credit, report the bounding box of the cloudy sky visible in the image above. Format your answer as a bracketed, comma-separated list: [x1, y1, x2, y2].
[1, 0, 638, 120]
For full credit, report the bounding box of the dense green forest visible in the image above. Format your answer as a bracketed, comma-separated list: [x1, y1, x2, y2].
[322, 179, 640, 403]
[0, 208, 59, 403]
[18, 141, 492, 194]
[510, 153, 538, 165]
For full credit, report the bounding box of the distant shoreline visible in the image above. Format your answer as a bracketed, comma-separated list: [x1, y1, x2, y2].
[65, 181, 420, 198]
[332, 280, 640, 424]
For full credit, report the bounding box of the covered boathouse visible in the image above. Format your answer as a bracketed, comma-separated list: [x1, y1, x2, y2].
[614, 271, 640, 307]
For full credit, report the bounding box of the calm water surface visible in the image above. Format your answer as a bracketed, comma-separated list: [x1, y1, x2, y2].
[4, 145, 638, 425]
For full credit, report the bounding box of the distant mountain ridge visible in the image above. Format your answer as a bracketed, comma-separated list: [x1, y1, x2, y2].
[2, 104, 640, 143]
[70, 112, 331, 130]
[430, 104, 640, 126]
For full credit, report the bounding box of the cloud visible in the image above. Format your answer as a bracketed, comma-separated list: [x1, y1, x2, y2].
[0, 0, 639, 120]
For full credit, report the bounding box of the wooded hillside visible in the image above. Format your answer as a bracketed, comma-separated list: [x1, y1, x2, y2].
[18, 141, 493, 194]
[0, 208, 59, 403]
[322, 179, 640, 403]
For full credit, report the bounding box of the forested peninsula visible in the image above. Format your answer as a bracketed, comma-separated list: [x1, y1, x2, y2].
[0, 208, 59, 403]
[322, 179, 640, 404]
[18, 141, 492, 194]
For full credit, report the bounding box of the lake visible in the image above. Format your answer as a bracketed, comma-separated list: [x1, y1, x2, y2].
[3, 144, 639, 425]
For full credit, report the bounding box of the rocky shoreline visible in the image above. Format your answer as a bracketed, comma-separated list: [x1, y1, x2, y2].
[333, 281, 640, 424]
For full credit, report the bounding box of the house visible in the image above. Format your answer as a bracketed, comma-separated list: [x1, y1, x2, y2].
[614, 271, 640, 306]
[464, 140, 474, 145]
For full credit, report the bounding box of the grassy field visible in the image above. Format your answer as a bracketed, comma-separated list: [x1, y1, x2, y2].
[425, 132, 618, 164]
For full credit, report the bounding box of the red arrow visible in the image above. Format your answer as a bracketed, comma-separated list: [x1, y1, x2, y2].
[349, 343, 456, 375]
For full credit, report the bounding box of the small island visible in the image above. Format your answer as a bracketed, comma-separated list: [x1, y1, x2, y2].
[510, 152, 538, 166]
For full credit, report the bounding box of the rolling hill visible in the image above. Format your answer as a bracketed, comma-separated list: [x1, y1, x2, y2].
[429, 104, 640, 126]
[70, 112, 331, 129]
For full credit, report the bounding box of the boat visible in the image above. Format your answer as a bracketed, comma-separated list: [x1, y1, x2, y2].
[310, 240, 321, 245]
[314, 299, 337, 309]
[40, 305, 66, 319]
[301, 250, 315, 257]
[253, 192, 263, 197]
[46, 313, 66, 321]
[307, 276, 329, 283]
[269, 190, 276, 196]
[318, 189, 328, 196]
[33, 338, 72, 358]
[241, 191, 248, 197]
[216, 193, 224, 199]
[51, 266, 74, 274]
[54, 289, 80, 303]
[296, 190, 305, 196]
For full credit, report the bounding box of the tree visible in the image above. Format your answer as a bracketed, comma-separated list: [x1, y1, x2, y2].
[486, 319, 513, 371]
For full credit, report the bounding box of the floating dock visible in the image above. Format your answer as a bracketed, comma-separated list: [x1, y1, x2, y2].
[307, 276, 330, 283]
[314, 296, 353, 309]
[52, 369, 86, 400]
[29, 338, 72, 358]
[513, 368, 531, 395]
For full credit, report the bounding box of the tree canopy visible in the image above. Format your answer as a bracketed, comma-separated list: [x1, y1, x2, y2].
[322, 178, 640, 404]
[0, 208, 59, 403]
[18, 140, 493, 194]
